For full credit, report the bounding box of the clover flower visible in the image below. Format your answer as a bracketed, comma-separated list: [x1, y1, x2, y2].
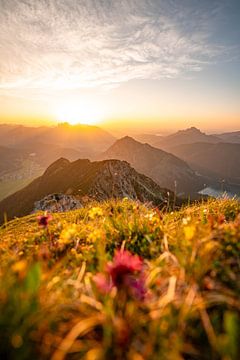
[106, 250, 143, 287]
[94, 250, 146, 300]
[37, 212, 52, 228]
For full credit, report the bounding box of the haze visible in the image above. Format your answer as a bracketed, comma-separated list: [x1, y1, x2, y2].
[0, 0, 239, 133]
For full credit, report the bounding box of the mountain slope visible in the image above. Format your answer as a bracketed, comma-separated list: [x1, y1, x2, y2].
[133, 133, 163, 146]
[0, 158, 172, 222]
[154, 127, 221, 150]
[100, 136, 204, 195]
[168, 142, 240, 183]
[216, 131, 240, 144]
[0, 146, 25, 176]
[0, 143, 85, 201]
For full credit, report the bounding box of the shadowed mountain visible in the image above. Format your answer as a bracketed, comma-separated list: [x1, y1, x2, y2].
[0, 158, 174, 223]
[133, 134, 163, 146]
[216, 131, 240, 144]
[153, 127, 221, 150]
[168, 142, 240, 184]
[100, 136, 204, 195]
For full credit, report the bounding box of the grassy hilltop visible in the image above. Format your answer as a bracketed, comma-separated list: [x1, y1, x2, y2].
[0, 198, 240, 359]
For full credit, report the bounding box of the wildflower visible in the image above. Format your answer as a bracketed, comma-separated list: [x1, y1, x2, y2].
[12, 260, 28, 273]
[88, 207, 103, 219]
[59, 225, 78, 245]
[184, 225, 195, 240]
[37, 212, 52, 228]
[93, 273, 112, 293]
[145, 212, 156, 221]
[94, 250, 146, 300]
[126, 275, 146, 300]
[107, 250, 143, 287]
[182, 216, 191, 225]
[87, 229, 104, 243]
[12, 260, 28, 279]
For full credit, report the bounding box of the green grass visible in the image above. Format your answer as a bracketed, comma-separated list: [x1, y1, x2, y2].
[0, 198, 240, 359]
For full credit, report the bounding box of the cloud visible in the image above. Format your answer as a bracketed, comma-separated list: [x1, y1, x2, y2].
[0, 0, 231, 94]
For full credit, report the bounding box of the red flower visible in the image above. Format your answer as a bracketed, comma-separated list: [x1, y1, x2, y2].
[93, 273, 112, 294]
[94, 250, 146, 300]
[106, 250, 143, 287]
[37, 212, 52, 228]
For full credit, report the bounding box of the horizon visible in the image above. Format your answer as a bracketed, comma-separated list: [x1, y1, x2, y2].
[1, 121, 240, 138]
[0, 0, 240, 132]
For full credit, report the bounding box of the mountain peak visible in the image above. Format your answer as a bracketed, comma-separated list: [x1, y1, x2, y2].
[101, 136, 203, 195]
[180, 127, 202, 134]
[44, 157, 70, 176]
[118, 136, 137, 144]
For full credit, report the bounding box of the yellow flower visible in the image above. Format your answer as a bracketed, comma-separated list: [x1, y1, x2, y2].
[184, 225, 195, 240]
[12, 260, 28, 279]
[87, 229, 104, 243]
[145, 211, 158, 223]
[200, 241, 218, 256]
[182, 216, 191, 225]
[59, 225, 78, 245]
[88, 207, 103, 219]
[12, 260, 28, 273]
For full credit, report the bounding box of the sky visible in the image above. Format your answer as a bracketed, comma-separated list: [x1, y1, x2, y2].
[0, 0, 239, 134]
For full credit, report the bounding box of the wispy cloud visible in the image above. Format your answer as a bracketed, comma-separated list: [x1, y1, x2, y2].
[0, 0, 232, 93]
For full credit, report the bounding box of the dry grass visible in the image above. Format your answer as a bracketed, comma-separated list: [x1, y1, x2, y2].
[0, 198, 239, 359]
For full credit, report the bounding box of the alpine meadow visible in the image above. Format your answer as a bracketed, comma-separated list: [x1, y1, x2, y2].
[0, 1, 240, 359]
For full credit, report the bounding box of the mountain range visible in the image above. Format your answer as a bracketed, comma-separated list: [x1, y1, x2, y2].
[0, 123, 115, 156]
[0, 158, 174, 223]
[169, 142, 240, 183]
[1, 124, 240, 215]
[100, 136, 204, 195]
[152, 127, 222, 150]
[216, 131, 240, 143]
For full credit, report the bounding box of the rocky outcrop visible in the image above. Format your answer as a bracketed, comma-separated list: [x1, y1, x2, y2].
[34, 193, 82, 213]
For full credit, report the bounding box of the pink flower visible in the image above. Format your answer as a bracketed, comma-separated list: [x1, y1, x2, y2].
[37, 212, 52, 228]
[125, 276, 146, 301]
[93, 273, 112, 294]
[106, 250, 143, 287]
[94, 250, 146, 300]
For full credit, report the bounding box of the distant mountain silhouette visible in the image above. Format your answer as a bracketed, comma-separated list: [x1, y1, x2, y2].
[100, 136, 204, 195]
[154, 127, 221, 150]
[168, 142, 240, 183]
[0, 123, 115, 156]
[216, 131, 240, 144]
[133, 133, 163, 146]
[0, 158, 173, 223]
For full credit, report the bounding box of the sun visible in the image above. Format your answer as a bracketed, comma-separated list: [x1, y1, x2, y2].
[54, 101, 104, 125]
